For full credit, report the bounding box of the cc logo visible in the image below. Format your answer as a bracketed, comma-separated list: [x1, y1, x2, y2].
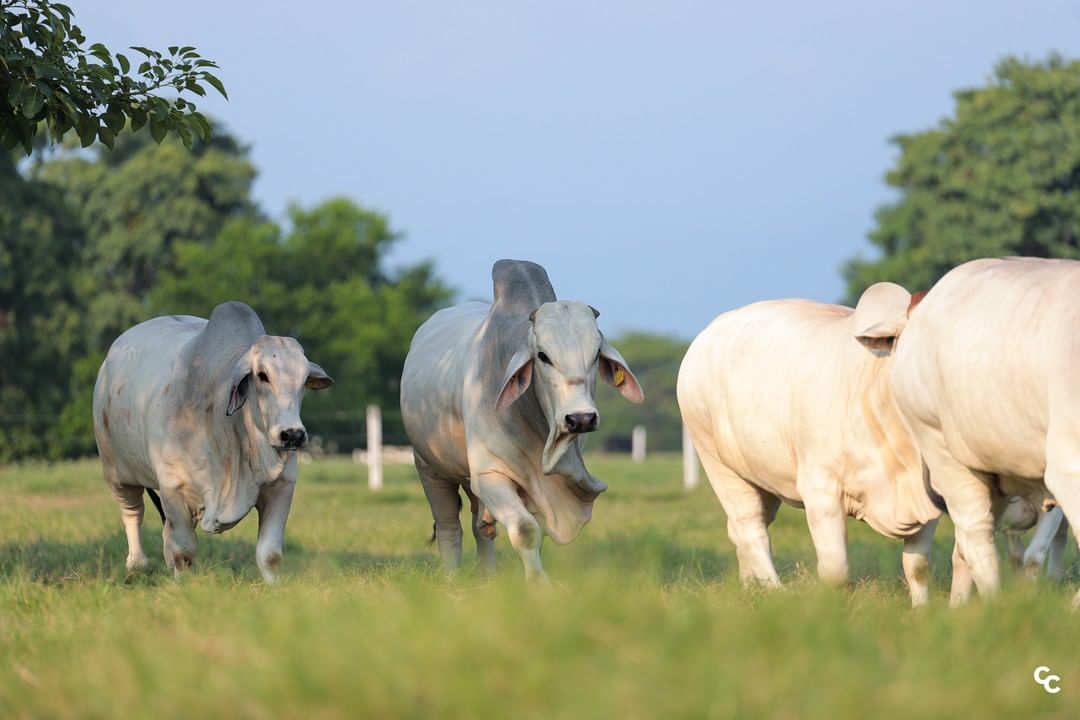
[1033, 666, 1062, 694]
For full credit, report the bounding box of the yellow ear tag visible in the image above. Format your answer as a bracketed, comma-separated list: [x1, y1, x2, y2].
[613, 367, 625, 386]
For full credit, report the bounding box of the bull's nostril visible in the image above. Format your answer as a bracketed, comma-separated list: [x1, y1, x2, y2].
[279, 428, 306, 448]
[566, 413, 599, 434]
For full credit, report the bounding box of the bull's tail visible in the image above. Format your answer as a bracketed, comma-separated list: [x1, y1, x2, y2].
[146, 488, 166, 524]
[923, 465, 948, 514]
[425, 489, 463, 546]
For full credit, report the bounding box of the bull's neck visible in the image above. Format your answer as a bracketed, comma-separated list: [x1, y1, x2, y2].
[234, 402, 287, 481]
[858, 354, 941, 530]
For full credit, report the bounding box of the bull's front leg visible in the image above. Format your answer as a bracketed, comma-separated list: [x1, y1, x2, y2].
[473, 471, 547, 584]
[254, 475, 296, 583]
[902, 518, 938, 607]
[797, 470, 849, 585]
[156, 485, 198, 579]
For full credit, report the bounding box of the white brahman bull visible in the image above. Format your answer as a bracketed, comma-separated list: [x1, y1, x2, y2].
[400, 259, 643, 581]
[892, 257, 1080, 605]
[678, 283, 943, 605]
[93, 301, 333, 582]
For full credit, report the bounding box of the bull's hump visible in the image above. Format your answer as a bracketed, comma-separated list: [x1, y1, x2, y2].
[491, 259, 557, 314]
[208, 301, 266, 336]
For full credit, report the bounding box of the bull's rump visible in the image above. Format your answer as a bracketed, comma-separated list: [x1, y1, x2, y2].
[894, 257, 1080, 478]
[679, 299, 859, 497]
[400, 303, 488, 478]
[92, 315, 205, 476]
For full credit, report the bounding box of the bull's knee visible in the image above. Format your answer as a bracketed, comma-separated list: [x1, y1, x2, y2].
[508, 516, 541, 550]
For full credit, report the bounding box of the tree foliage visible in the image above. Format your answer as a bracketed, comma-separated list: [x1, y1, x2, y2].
[151, 200, 452, 448]
[1, 0, 225, 154]
[0, 123, 451, 461]
[0, 151, 86, 459]
[844, 55, 1080, 302]
[593, 332, 688, 453]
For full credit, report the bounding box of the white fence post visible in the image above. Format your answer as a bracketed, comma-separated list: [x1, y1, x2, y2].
[631, 424, 647, 463]
[367, 404, 383, 491]
[682, 422, 699, 490]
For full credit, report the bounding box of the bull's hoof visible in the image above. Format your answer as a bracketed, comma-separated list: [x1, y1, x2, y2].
[125, 553, 150, 572]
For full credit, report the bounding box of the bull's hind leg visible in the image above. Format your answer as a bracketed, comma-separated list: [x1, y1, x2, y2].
[1020, 507, 1066, 579]
[415, 457, 464, 572]
[698, 451, 781, 588]
[108, 483, 150, 572]
[1045, 513, 1069, 581]
[463, 484, 497, 574]
[922, 452, 999, 603]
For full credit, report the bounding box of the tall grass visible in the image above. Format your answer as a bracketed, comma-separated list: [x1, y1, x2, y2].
[1, 456, 1077, 719]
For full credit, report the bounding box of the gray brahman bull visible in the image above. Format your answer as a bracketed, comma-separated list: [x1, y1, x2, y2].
[92, 301, 333, 582]
[400, 259, 643, 581]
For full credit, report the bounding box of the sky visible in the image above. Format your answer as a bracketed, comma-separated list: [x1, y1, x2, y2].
[78, 1, 1080, 338]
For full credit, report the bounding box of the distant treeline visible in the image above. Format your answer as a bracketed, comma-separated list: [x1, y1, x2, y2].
[0, 127, 689, 461]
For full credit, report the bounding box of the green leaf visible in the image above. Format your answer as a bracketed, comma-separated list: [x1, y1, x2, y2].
[98, 125, 115, 149]
[202, 73, 228, 100]
[130, 106, 148, 133]
[77, 116, 97, 147]
[131, 46, 155, 58]
[176, 122, 193, 149]
[7, 79, 26, 105]
[21, 90, 45, 118]
[117, 53, 130, 74]
[103, 104, 125, 134]
[149, 117, 168, 143]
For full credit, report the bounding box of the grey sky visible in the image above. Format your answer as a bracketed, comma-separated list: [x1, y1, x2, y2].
[80, 1, 1079, 337]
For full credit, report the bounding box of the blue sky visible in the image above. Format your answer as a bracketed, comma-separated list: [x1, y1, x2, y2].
[80, 1, 1079, 337]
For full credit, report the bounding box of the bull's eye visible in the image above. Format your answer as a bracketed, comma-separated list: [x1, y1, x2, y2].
[257, 371, 269, 383]
[537, 351, 552, 366]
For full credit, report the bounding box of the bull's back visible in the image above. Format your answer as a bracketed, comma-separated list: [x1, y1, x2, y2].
[400, 303, 486, 479]
[679, 300, 855, 496]
[894, 258, 1080, 476]
[93, 315, 205, 477]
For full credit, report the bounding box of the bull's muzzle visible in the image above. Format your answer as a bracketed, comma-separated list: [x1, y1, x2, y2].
[278, 427, 307, 449]
[564, 412, 598, 434]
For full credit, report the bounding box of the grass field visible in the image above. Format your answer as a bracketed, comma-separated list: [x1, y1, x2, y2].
[2, 454, 1078, 719]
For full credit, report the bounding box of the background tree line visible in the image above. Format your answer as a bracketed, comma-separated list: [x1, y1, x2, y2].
[3, 39, 1079, 461]
[0, 126, 452, 460]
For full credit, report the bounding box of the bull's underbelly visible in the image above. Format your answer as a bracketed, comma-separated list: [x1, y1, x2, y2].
[942, 416, 1048, 480]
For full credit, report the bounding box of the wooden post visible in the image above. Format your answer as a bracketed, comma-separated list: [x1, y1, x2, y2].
[631, 424, 647, 463]
[367, 404, 383, 491]
[682, 422, 699, 490]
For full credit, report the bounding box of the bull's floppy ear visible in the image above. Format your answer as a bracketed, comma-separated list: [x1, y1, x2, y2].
[852, 282, 911, 355]
[226, 350, 253, 416]
[599, 339, 644, 404]
[495, 349, 534, 412]
[305, 361, 334, 390]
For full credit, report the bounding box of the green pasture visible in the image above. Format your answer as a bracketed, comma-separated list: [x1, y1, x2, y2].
[1, 455, 1078, 719]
